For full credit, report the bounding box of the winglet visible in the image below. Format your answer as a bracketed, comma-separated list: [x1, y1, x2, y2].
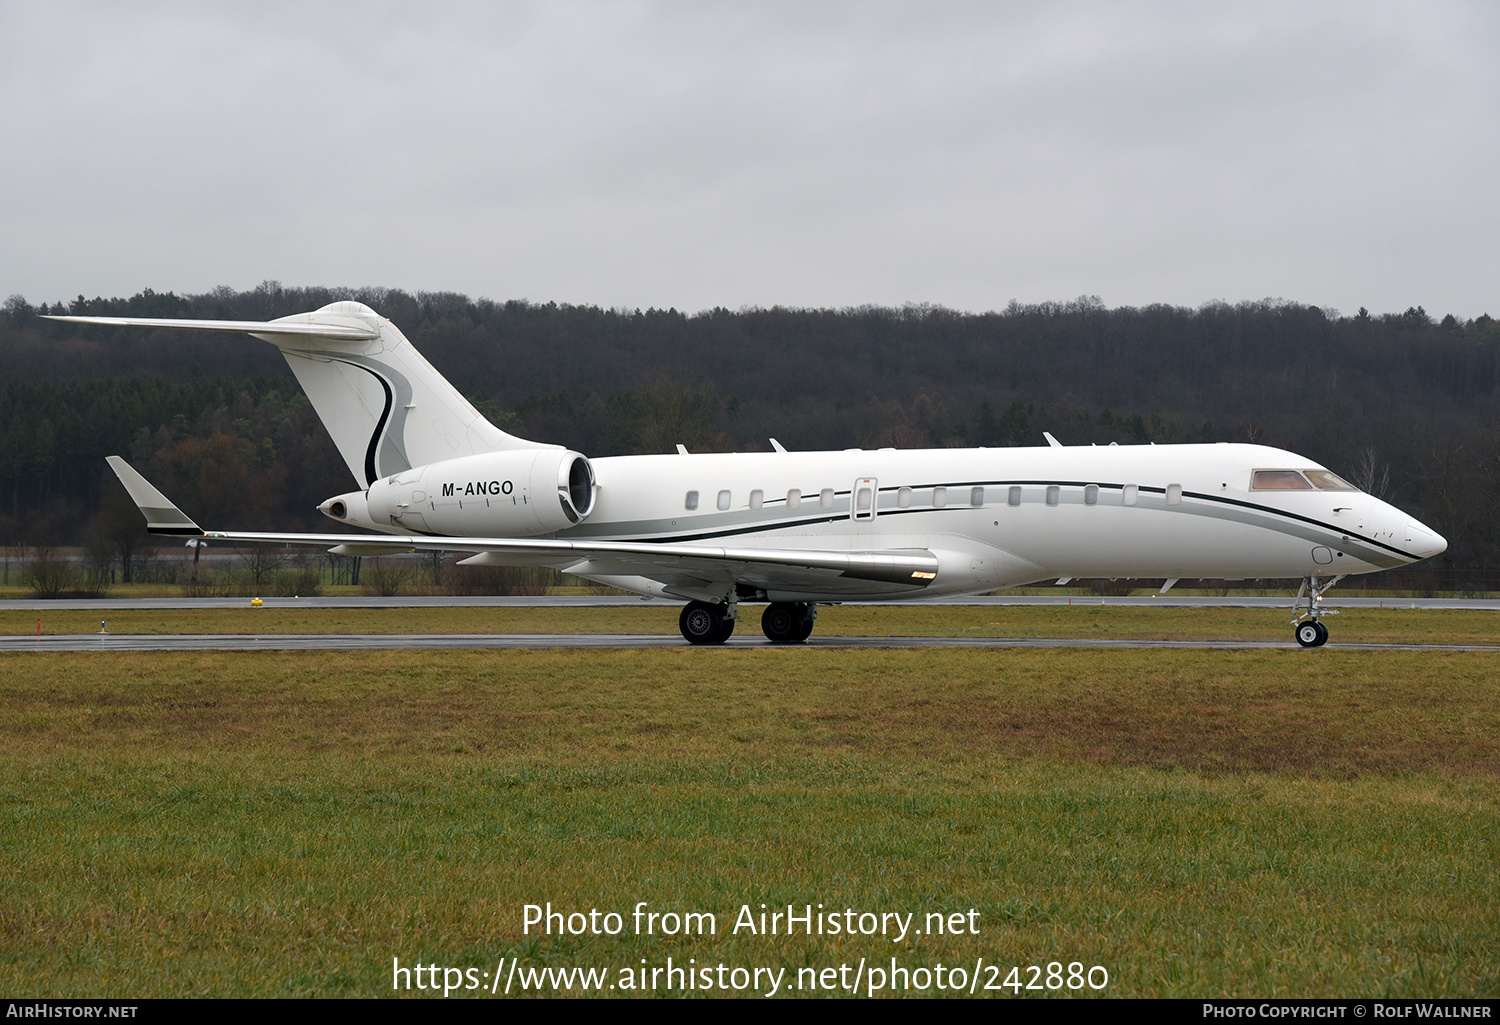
[104, 457, 203, 535]
[1043, 432, 1063, 448]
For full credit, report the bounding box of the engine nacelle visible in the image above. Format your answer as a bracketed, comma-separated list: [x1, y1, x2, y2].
[365, 448, 595, 536]
[318, 489, 385, 530]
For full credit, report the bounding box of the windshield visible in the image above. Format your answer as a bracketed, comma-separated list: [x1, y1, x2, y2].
[1251, 470, 1312, 490]
[1304, 470, 1356, 491]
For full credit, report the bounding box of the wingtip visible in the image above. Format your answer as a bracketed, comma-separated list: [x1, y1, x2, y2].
[104, 456, 204, 535]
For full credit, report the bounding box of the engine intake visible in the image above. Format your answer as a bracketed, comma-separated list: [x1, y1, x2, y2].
[559, 451, 595, 522]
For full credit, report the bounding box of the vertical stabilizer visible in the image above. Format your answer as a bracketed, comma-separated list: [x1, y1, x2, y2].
[257, 302, 551, 486]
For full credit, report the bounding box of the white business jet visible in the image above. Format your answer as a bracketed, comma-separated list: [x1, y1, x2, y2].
[51, 301, 1446, 648]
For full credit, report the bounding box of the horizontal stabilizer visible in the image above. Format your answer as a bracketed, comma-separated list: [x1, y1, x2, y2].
[45, 315, 378, 341]
[60, 301, 539, 487]
[105, 456, 203, 535]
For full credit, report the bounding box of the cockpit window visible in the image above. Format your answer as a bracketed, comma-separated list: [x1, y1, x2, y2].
[1304, 470, 1356, 491]
[1251, 470, 1313, 490]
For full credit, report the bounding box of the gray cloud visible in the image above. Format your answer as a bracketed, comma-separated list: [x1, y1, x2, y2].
[2, 1, 1495, 316]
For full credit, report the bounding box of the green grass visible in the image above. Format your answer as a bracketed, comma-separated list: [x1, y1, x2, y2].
[2, 648, 1498, 998]
[8, 604, 1499, 646]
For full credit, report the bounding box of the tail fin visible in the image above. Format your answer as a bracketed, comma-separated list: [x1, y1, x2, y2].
[259, 301, 550, 485]
[51, 301, 547, 486]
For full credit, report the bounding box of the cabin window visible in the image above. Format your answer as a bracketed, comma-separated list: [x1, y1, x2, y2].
[1304, 470, 1356, 491]
[787, 488, 801, 509]
[819, 488, 835, 509]
[932, 486, 948, 508]
[1046, 485, 1060, 507]
[1166, 483, 1183, 505]
[684, 490, 699, 511]
[717, 489, 731, 511]
[1123, 484, 1138, 506]
[897, 486, 912, 508]
[1008, 486, 1022, 507]
[970, 486, 984, 507]
[1084, 484, 1099, 506]
[1251, 470, 1313, 490]
[749, 489, 764, 509]
[856, 488, 872, 511]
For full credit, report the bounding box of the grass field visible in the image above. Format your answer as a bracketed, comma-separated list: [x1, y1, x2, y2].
[7, 603, 1500, 646]
[2, 641, 1498, 998]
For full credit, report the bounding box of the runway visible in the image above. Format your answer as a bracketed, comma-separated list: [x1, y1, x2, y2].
[5, 633, 1498, 652]
[2, 594, 1497, 611]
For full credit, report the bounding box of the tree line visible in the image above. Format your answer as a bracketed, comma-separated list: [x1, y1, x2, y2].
[2, 284, 1497, 583]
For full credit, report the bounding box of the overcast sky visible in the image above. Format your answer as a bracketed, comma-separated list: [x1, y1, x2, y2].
[2, 1, 1496, 317]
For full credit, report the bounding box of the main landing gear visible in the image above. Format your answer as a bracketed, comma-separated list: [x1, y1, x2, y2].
[760, 601, 817, 644]
[679, 600, 737, 645]
[1291, 574, 1343, 648]
[678, 600, 818, 645]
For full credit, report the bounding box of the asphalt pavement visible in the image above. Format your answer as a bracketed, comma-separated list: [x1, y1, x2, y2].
[2, 594, 1496, 611]
[4, 632, 1496, 652]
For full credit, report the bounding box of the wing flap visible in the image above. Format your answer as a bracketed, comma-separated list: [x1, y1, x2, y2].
[327, 543, 418, 557]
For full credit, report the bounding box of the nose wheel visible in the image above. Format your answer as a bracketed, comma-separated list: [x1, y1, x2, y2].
[1291, 575, 1341, 647]
[1295, 620, 1328, 648]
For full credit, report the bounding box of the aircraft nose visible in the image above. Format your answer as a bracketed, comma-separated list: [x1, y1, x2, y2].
[1405, 520, 1447, 560]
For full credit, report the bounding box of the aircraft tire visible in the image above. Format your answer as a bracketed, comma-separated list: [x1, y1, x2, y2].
[761, 602, 805, 643]
[680, 601, 726, 645]
[1295, 621, 1322, 648]
[1314, 621, 1329, 646]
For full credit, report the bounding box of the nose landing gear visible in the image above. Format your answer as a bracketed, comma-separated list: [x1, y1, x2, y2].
[1291, 574, 1342, 647]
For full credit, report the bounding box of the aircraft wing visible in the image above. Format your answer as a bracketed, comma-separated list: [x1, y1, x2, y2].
[105, 457, 937, 597]
[201, 529, 936, 595]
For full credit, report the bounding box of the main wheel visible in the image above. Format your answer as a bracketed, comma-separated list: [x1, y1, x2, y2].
[761, 602, 804, 643]
[680, 601, 727, 645]
[1295, 621, 1321, 648]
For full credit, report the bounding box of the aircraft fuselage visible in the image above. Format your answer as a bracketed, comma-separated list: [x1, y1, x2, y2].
[375, 441, 1441, 601]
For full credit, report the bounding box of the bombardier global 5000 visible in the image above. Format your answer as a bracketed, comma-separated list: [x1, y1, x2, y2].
[52, 301, 1446, 647]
